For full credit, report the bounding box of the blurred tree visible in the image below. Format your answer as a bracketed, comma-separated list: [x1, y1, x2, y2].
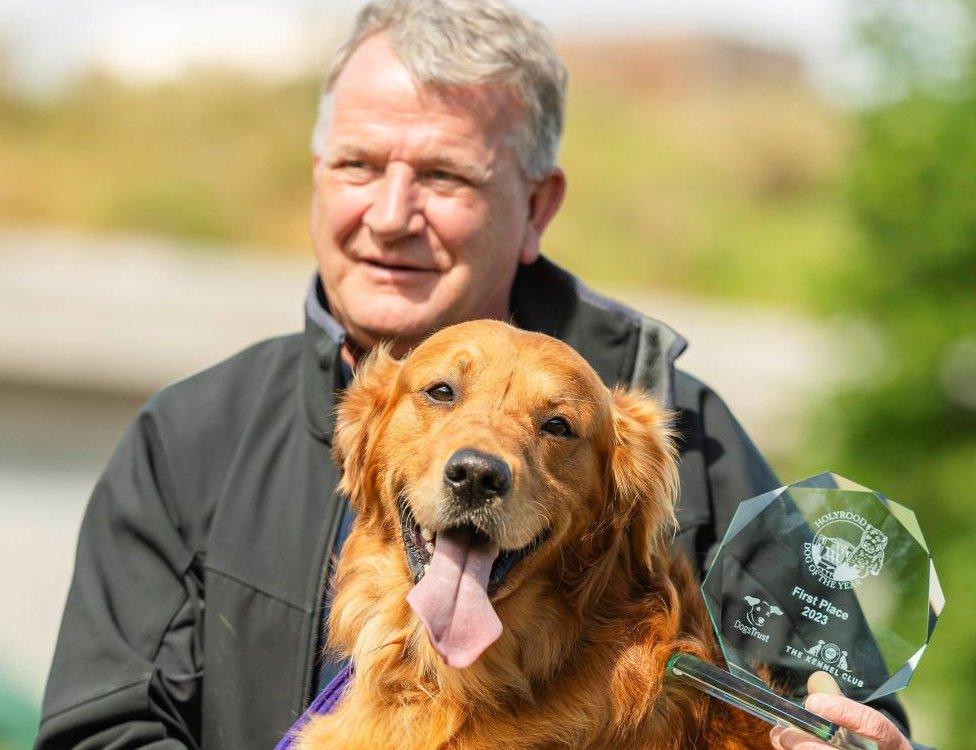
[805, 1, 976, 747]
[0, 674, 37, 750]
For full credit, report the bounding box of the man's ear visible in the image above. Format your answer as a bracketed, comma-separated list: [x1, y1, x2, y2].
[518, 169, 566, 265]
[607, 387, 679, 576]
[332, 344, 401, 512]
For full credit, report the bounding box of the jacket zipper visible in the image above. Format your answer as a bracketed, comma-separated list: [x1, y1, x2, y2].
[300, 489, 349, 707]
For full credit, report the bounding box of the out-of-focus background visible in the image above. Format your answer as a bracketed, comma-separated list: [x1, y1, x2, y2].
[1, 0, 973, 747]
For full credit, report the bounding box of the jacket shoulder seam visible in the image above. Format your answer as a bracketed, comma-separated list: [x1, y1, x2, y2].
[204, 564, 310, 613]
[571, 276, 643, 325]
[149, 333, 302, 405]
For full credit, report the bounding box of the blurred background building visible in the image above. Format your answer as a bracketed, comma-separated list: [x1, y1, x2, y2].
[1, 1, 973, 748]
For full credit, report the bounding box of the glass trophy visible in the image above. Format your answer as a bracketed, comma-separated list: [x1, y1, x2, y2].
[666, 472, 944, 750]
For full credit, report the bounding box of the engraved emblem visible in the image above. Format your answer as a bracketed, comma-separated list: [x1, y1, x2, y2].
[806, 640, 851, 673]
[803, 511, 887, 590]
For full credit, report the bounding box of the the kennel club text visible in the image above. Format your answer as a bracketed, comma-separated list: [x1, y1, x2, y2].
[783, 642, 864, 688]
[791, 585, 850, 625]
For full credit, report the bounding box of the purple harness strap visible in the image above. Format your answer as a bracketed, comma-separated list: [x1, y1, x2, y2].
[274, 663, 353, 749]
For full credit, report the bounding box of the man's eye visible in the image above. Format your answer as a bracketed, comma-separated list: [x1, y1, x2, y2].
[336, 160, 374, 173]
[425, 169, 465, 184]
[425, 383, 455, 403]
[541, 416, 574, 438]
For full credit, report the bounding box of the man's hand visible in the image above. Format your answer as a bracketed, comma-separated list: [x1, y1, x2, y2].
[769, 672, 911, 750]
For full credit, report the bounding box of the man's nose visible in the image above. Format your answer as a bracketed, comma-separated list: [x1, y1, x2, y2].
[444, 449, 511, 509]
[362, 163, 425, 240]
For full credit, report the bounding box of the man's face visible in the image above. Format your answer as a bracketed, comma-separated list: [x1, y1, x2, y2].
[311, 33, 563, 355]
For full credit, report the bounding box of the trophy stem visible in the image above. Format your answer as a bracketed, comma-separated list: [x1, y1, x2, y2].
[666, 653, 877, 750]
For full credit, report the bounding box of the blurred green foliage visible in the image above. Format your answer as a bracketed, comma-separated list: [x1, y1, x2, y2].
[0, 72, 318, 248]
[0, 52, 851, 309]
[550, 76, 851, 307]
[786, 2, 976, 747]
[0, 676, 38, 750]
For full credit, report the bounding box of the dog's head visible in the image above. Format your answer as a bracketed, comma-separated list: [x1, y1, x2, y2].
[333, 320, 678, 668]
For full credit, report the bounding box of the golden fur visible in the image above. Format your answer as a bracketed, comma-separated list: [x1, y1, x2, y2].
[296, 320, 769, 750]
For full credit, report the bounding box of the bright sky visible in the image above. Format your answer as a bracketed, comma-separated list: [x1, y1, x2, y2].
[0, 0, 859, 96]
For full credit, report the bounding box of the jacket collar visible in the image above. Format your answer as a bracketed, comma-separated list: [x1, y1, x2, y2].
[299, 277, 345, 443]
[510, 256, 687, 406]
[300, 258, 687, 444]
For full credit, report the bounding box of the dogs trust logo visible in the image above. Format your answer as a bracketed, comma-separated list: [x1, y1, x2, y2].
[803, 511, 888, 590]
[743, 596, 783, 629]
[732, 596, 783, 643]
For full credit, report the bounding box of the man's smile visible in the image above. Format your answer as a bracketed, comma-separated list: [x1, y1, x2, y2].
[354, 254, 442, 282]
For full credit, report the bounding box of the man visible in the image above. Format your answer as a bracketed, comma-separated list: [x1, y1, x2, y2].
[36, 2, 917, 749]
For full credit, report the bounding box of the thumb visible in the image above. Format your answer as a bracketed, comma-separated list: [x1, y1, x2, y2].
[807, 671, 842, 698]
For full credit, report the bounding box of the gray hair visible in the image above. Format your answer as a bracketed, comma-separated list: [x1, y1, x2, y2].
[310, 0, 567, 180]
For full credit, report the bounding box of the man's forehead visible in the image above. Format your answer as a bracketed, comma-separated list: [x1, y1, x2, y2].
[325, 115, 495, 159]
[327, 33, 522, 152]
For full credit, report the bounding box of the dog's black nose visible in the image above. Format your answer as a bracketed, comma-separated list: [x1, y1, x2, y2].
[444, 449, 511, 507]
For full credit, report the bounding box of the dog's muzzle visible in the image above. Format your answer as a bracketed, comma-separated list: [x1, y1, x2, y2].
[443, 449, 511, 509]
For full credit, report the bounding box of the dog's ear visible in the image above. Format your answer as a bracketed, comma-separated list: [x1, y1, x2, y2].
[332, 344, 401, 512]
[606, 386, 679, 577]
[569, 387, 678, 611]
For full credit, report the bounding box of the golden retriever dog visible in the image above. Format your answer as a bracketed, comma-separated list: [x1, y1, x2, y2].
[296, 320, 769, 749]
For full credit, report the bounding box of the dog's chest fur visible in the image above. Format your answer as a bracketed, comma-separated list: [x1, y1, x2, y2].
[294, 550, 770, 750]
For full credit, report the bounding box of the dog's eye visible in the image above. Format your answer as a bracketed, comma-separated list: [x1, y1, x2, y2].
[425, 383, 455, 403]
[541, 416, 574, 438]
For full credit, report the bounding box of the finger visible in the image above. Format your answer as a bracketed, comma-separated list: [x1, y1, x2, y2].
[807, 671, 842, 696]
[769, 725, 831, 750]
[805, 694, 909, 747]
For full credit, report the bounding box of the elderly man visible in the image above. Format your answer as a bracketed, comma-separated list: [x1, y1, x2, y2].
[37, 1, 917, 749]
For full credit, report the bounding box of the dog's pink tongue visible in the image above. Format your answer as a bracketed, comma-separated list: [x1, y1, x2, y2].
[406, 527, 501, 668]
